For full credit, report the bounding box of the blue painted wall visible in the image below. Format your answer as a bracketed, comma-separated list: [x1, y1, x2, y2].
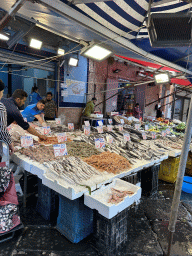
[0, 66, 8, 96]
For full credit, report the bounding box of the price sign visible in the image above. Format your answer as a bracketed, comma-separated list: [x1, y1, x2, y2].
[108, 119, 112, 124]
[97, 126, 103, 133]
[84, 121, 90, 126]
[166, 128, 170, 135]
[135, 124, 140, 130]
[95, 138, 105, 149]
[118, 124, 123, 131]
[152, 132, 156, 139]
[42, 126, 51, 135]
[55, 118, 61, 125]
[57, 133, 67, 143]
[21, 136, 33, 148]
[162, 131, 166, 137]
[107, 125, 113, 132]
[124, 133, 130, 142]
[145, 125, 149, 131]
[106, 135, 113, 144]
[53, 144, 68, 157]
[142, 132, 147, 140]
[68, 123, 74, 130]
[84, 126, 90, 136]
[98, 121, 103, 126]
[120, 119, 124, 124]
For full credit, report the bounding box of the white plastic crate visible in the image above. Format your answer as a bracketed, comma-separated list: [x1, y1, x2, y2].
[84, 178, 141, 219]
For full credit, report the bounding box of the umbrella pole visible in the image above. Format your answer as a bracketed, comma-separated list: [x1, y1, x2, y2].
[167, 95, 192, 256]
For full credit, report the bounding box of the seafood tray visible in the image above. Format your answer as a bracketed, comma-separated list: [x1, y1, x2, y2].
[84, 178, 141, 219]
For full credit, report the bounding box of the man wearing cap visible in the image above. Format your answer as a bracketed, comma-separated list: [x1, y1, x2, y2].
[84, 97, 97, 117]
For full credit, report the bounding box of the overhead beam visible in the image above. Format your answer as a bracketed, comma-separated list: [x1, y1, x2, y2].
[69, 0, 111, 4]
[0, 0, 27, 31]
[151, 0, 177, 7]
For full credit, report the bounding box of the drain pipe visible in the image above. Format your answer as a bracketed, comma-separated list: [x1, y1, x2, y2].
[167, 94, 192, 255]
[0, 0, 28, 31]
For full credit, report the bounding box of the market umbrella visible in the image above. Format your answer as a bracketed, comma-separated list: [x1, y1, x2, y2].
[167, 95, 192, 255]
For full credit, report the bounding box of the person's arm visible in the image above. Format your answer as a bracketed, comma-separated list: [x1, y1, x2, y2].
[27, 125, 47, 140]
[34, 114, 46, 126]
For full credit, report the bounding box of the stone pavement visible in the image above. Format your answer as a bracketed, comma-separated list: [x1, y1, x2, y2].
[0, 181, 192, 256]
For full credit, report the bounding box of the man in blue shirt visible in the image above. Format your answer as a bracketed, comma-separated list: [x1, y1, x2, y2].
[22, 99, 47, 126]
[29, 86, 42, 105]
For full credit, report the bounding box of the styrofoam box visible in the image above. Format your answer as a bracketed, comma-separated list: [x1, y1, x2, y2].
[84, 178, 141, 219]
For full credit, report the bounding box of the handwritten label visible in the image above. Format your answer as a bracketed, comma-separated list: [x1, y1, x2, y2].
[108, 119, 112, 124]
[166, 128, 170, 135]
[42, 126, 51, 135]
[145, 125, 149, 131]
[135, 124, 140, 130]
[95, 138, 105, 149]
[53, 144, 68, 157]
[97, 126, 103, 133]
[84, 121, 90, 126]
[142, 132, 147, 140]
[106, 135, 113, 144]
[162, 131, 166, 137]
[68, 123, 74, 130]
[57, 133, 67, 143]
[152, 132, 156, 139]
[118, 124, 123, 131]
[98, 121, 103, 126]
[107, 125, 113, 132]
[55, 118, 61, 125]
[124, 133, 130, 142]
[21, 136, 33, 148]
[120, 119, 124, 124]
[84, 126, 90, 136]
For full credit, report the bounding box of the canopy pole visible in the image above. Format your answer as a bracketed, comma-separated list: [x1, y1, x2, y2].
[167, 94, 192, 255]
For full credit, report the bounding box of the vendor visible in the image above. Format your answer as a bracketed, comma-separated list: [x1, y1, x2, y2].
[22, 99, 47, 126]
[84, 97, 97, 117]
[29, 85, 42, 105]
[0, 80, 14, 158]
[133, 103, 142, 119]
[1, 89, 47, 141]
[156, 107, 163, 118]
[44, 92, 58, 121]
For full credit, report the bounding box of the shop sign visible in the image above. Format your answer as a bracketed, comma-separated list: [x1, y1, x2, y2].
[42, 126, 51, 135]
[118, 124, 123, 131]
[124, 133, 130, 142]
[145, 125, 149, 131]
[152, 132, 156, 139]
[98, 121, 103, 126]
[57, 133, 67, 143]
[106, 135, 113, 144]
[84, 126, 90, 136]
[120, 119, 124, 124]
[97, 126, 103, 133]
[108, 119, 112, 124]
[135, 124, 140, 130]
[53, 144, 68, 157]
[21, 136, 33, 147]
[107, 125, 113, 132]
[95, 138, 105, 148]
[68, 123, 74, 130]
[166, 128, 170, 135]
[55, 118, 61, 125]
[84, 121, 90, 126]
[142, 132, 147, 140]
[162, 131, 166, 137]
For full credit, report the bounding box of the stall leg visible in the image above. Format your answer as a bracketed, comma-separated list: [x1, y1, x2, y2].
[23, 170, 27, 208]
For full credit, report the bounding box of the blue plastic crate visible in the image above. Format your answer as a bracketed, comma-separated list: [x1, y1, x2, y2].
[56, 195, 93, 243]
[36, 179, 58, 221]
[182, 176, 192, 194]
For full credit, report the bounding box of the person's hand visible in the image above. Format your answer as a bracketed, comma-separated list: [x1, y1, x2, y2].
[9, 143, 15, 155]
[39, 135, 47, 141]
